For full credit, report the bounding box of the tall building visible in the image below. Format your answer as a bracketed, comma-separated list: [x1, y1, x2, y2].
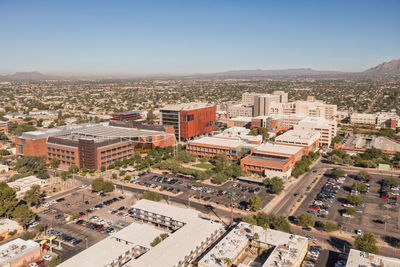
[160, 103, 216, 141]
[15, 121, 175, 170]
[294, 117, 337, 146]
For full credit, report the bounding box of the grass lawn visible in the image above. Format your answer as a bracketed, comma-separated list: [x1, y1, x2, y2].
[192, 163, 214, 170]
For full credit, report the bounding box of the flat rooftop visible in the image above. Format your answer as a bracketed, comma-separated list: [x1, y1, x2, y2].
[346, 249, 400, 267]
[199, 222, 308, 267]
[343, 134, 400, 153]
[254, 143, 303, 155]
[161, 102, 214, 111]
[19, 123, 103, 140]
[112, 110, 142, 115]
[229, 116, 253, 122]
[242, 156, 289, 167]
[190, 136, 243, 148]
[0, 238, 39, 263]
[71, 125, 169, 138]
[275, 130, 320, 145]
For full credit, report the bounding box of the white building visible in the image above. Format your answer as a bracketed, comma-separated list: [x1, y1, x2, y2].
[7, 176, 47, 199]
[269, 100, 337, 120]
[198, 222, 308, 267]
[275, 130, 320, 152]
[294, 117, 337, 147]
[0, 238, 41, 267]
[346, 249, 400, 267]
[226, 104, 253, 118]
[59, 200, 223, 267]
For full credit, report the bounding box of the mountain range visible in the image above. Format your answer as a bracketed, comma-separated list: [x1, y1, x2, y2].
[1, 59, 399, 81]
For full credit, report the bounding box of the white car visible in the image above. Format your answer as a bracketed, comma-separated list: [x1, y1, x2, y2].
[42, 254, 52, 261]
[79, 184, 87, 189]
[342, 213, 351, 218]
[356, 229, 362, 235]
[28, 263, 38, 267]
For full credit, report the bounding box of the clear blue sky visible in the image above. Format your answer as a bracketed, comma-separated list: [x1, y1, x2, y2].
[0, 0, 399, 75]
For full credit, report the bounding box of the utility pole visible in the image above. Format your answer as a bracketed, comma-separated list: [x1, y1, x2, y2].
[228, 192, 237, 226]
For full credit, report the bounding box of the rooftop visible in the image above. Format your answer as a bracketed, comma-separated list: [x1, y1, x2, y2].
[0, 238, 39, 264]
[275, 130, 320, 145]
[190, 136, 243, 148]
[346, 249, 400, 267]
[198, 222, 308, 267]
[254, 143, 303, 155]
[0, 219, 19, 234]
[229, 117, 253, 122]
[71, 125, 170, 138]
[160, 102, 214, 111]
[112, 110, 143, 116]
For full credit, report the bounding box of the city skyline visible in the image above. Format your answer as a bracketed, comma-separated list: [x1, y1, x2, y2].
[0, 0, 399, 75]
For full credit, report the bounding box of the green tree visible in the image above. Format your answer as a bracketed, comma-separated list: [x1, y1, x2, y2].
[331, 135, 344, 146]
[12, 204, 36, 227]
[358, 170, 370, 180]
[347, 194, 363, 205]
[298, 212, 315, 228]
[102, 181, 115, 192]
[264, 177, 284, 194]
[351, 182, 367, 192]
[384, 177, 399, 187]
[247, 195, 261, 211]
[142, 191, 162, 202]
[332, 168, 346, 178]
[355, 232, 378, 254]
[47, 256, 62, 267]
[321, 221, 341, 232]
[346, 207, 357, 215]
[23, 184, 44, 207]
[223, 258, 233, 267]
[91, 177, 105, 192]
[0, 183, 18, 217]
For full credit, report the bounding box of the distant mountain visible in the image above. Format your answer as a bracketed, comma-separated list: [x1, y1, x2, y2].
[198, 68, 345, 77]
[364, 59, 400, 74]
[0, 71, 63, 81]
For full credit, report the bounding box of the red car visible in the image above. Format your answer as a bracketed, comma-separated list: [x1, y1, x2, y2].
[36, 260, 45, 265]
[309, 205, 319, 210]
[390, 196, 397, 200]
[42, 244, 50, 250]
[381, 195, 389, 199]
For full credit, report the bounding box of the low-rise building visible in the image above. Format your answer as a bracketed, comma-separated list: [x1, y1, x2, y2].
[59, 200, 223, 267]
[7, 176, 47, 199]
[275, 130, 320, 155]
[198, 222, 308, 267]
[0, 238, 41, 267]
[226, 104, 253, 118]
[346, 249, 400, 267]
[227, 117, 252, 128]
[241, 143, 304, 178]
[0, 219, 20, 239]
[111, 110, 146, 121]
[338, 134, 400, 155]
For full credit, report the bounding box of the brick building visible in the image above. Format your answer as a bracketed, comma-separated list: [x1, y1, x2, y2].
[160, 103, 216, 141]
[241, 143, 304, 178]
[15, 122, 175, 170]
[275, 130, 320, 155]
[111, 110, 145, 121]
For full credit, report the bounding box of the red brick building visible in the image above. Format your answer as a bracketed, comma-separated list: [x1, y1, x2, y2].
[15, 122, 175, 170]
[160, 103, 216, 141]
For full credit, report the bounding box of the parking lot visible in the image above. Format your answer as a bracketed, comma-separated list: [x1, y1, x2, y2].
[294, 170, 400, 241]
[135, 172, 273, 210]
[38, 187, 138, 261]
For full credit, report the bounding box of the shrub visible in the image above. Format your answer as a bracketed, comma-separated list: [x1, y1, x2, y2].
[142, 191, 162, 202]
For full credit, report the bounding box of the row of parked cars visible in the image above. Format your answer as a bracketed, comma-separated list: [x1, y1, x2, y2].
[334, 253, 348, 267]
[75, 218, 116, 235]
[42, 197, 66, 208]
[380, 179, 399, 200]
[302, 246, 322, 267]
[86, 196, 124, 213]
[308, 176, 346, 217]
[48, 229, 80, 245]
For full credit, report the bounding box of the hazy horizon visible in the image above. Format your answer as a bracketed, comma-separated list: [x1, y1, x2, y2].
[1, 0, 399, 75]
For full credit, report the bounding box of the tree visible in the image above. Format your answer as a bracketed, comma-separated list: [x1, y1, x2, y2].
[0, 183, 18, 217]
[47, 256, 62, 267]
[358, 170, 370, 180]
[15, 156, 49, 179]
[253, 232, 259, 240]
[331, 135, 344, 146]
[223, 258, 233, 267]
[68, 164, 79, 174]
[347, 194, 363, 205]
[50, 158, 60, 170]
[321, 221, 341, 232]
[384, 177, 399, 187]
[332, 168, 346, 178]
[146, 109, 156, 124]
[102, 181, 115, 192]
[351, 182, 367, 192]
[264, 177, 284, 194]
[346, 207, 357, 216]
[355, 232, 378, 254]
[23, 185, 44, 207]
[91, 177, 114, 192]
[142, 191, 162, 202]
[247, 195, 261, 211]
[298, 212, 315, 228]
[12, 204, 36, 228]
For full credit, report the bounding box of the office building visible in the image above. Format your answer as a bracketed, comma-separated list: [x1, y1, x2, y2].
[160, 103, 216, 141]
[269, 100, 337, 120]
[241, 143, 304, 178]
[111, 110, 146, 121]
[294, 117, 337, 146]
[59, 200, 223, 267]
[198, 222, 308, 267]
[350, 111, 399, 129]
[226, 104, 253, 118]
[0, 238, 41, 267]
[15, 121, 175, 170]
[227, 117, 252, 128]
[346, 249, 400, 267]
[275, 130, 320, 155]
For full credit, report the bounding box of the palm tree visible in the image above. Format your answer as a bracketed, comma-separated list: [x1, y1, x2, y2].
[223, 257, 232, 267]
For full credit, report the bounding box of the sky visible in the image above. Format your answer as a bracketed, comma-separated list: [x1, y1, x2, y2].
[0, 0, 399, 76]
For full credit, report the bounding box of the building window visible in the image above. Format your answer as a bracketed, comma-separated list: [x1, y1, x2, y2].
[184, 115, 194, 122]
